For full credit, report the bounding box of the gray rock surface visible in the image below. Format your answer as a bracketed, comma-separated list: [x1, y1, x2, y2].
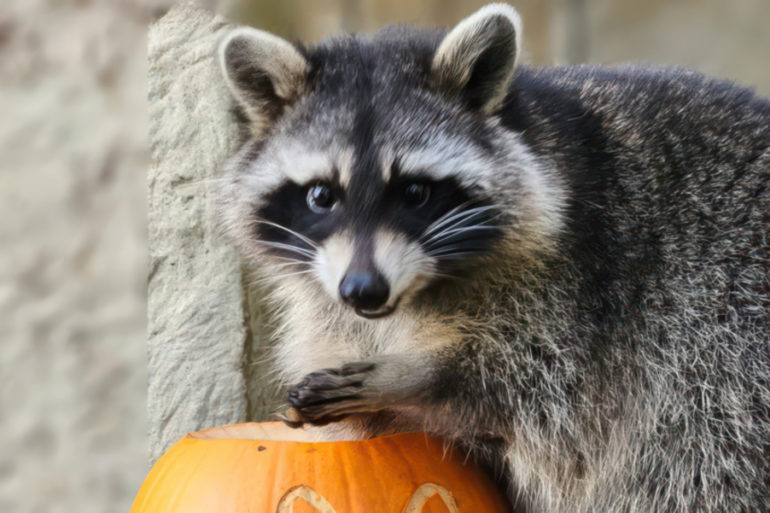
[0, 1, 174, 512]
[147, 3, 254, 463]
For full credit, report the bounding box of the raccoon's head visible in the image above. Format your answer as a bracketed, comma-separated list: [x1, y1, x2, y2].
[218, 4, 563, 319]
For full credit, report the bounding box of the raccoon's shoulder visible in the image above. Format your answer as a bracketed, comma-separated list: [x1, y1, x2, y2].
[501, 64, 770, 146]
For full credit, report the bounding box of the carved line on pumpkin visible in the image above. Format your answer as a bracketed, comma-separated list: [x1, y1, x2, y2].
[404, 483, 459, 513]
[275, 482, 459, 513]
[276, 485, 337, 513]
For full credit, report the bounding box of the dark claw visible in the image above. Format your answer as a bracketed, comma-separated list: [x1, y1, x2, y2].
[340, 362, 376, 375]
[299, 369, 365, 391]
[287, 392, 303, 408]
[286, 362, 377, 425]
[288, 387, 352, 408]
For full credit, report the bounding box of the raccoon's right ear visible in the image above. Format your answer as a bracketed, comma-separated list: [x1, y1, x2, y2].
[431, 4, 522, 114]
[218, 27, 309, 137]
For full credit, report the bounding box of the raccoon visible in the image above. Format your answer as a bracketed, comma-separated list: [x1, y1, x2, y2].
[216, 4, 770, 512]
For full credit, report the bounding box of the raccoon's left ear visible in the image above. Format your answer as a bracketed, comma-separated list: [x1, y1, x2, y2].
[431, 4, 522, 114]
[218, 27, 309, 137]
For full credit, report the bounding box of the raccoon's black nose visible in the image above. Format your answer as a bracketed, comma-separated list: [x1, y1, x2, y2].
[339, 270, 390, 310]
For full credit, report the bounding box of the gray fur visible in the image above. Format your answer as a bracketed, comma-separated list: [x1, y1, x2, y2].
[218, 4, 770, 512]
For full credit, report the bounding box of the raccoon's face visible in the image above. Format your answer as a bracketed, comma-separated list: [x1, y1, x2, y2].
[240, 111, 504, 319]
[219, 5, 562, 318]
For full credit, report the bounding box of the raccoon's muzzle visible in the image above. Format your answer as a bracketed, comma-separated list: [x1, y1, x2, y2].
[339, 268, 390, 311]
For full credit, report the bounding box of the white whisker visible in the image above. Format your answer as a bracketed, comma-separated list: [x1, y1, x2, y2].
[422, 200, 476, 235]
[251, 269, 317, 285]
[429, 270, 470, 282]
[421, 204, 499, 240]
[252, 240, 316, 259]
[262, 259, 312, 270]
[254, 218, 319, 249]
[427, 249, 488, 258]
[423, 223, 503, 246]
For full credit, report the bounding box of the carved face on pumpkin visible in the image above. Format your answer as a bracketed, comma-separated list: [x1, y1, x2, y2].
[131, 423, 510, 513]
[277, 483, 458, 513]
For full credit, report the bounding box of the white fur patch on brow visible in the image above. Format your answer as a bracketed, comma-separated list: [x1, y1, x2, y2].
[379, 146, 396, 182]
[397, 140, 489, 188]
[276, 144, 334, 185]
[374, 229, 435, 305]
[314, 231, 355, 300]
[336, 145, 355, 188]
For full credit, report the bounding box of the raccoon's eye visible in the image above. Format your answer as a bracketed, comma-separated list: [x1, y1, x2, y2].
[404, 183, 430, 208]
[306, 183, 335, 213]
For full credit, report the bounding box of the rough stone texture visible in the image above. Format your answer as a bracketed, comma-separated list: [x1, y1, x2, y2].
[147, 3, 253, 463]
[0, 1, 173, 512]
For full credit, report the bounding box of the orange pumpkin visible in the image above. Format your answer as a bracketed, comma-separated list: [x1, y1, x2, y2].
[130, 422, 511, 513]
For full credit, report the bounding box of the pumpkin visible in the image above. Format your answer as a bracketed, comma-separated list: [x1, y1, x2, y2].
[130, 422, 511, 513]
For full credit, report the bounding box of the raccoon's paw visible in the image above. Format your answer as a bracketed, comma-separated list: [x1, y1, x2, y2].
[286, 362, 382, 426]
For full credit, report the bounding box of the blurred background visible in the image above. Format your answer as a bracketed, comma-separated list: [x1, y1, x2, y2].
[0, 0, 767, 512]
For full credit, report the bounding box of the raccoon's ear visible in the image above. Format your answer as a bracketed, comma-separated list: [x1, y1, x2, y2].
[431, 4, 522, 114]
[218, 27, 309, 137]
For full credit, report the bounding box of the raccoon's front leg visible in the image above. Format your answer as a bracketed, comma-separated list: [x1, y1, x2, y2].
[287, 354, 430, 426]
